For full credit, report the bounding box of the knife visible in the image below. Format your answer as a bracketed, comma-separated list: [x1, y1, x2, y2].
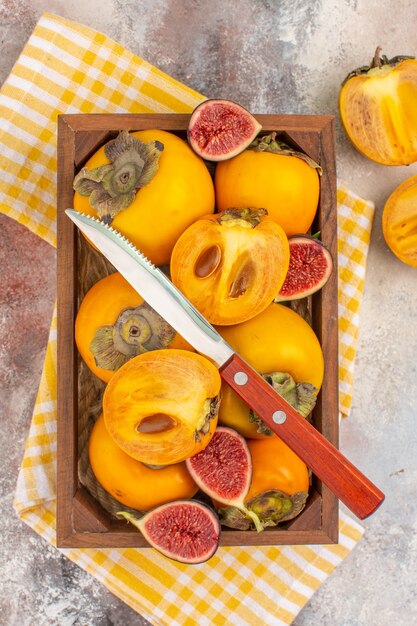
[66, 209, 384, 520]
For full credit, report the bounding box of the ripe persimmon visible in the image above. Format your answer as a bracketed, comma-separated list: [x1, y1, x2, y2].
[216, 303, 324, 438]
[339, 48, 417, 165]
[170, 208, 289, 325]
[74, 129, 215, 265]
[103, 350, 221, 465]
[89, 414, 198, 510]
[75, 271, 192, 382]
[214, 134, 320, 236]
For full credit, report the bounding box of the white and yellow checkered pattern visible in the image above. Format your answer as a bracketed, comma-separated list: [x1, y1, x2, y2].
[337, 186, 374, 415]
[2, 13, 373, 625]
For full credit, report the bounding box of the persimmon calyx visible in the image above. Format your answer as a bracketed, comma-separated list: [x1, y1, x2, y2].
[249, 490, 308, 525]
[217, 207, 267, 228]
[90, 302, 175, 371]
[248, 132, 322, 174]
[73, 130, 164, 223]
[249, 371, 317, 435]
[342, 46, 415, 84]
[217, 489, 308, 529]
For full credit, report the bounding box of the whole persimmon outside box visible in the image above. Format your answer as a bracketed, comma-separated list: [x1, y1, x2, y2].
[56, 113, 338, 548]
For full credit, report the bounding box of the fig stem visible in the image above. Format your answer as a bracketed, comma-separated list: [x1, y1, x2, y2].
[239, 506, 263, 532]
[117, 510, 144, 530]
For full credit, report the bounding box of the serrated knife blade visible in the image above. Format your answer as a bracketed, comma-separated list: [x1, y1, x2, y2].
[65, 210, 233, 367]
[65, 209, 384, 520]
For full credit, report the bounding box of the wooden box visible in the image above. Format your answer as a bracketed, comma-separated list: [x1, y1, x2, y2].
[56, 113, 338, 548]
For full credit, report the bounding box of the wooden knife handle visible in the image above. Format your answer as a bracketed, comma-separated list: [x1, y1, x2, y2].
[220, 353, 384, 520]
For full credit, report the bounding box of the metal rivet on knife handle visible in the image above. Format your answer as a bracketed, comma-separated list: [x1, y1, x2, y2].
[272, 410, 287, 424]
[234, 371, 248, 385]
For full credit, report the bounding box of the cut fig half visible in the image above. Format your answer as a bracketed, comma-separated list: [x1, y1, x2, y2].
[186, 426, 263, 532]
[276, 234, 333, 301]
[187, 99, 262, 161]
[118, 500, 220, 564]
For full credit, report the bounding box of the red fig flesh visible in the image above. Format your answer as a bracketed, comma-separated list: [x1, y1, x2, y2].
[118, 501, 220, 564]
[186, 427, 263, 531]
[276, 235, 333, 301]
[187, 99, 262, 161]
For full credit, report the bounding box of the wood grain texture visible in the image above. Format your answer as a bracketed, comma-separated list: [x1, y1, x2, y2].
[57, 113, 340, 547]
[56, 116, 78, 547]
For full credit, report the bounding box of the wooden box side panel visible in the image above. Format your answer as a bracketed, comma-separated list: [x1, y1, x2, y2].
[312, 117, 339, 541]
[56, 116, 79, 546]
[57, 114, 339, 548]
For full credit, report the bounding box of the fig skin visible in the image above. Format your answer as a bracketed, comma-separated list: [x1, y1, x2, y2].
[118, 501, 221, 564]
[187, 99, 262, 161]
[186, 426, 263, 532]
[276, 234, 333, 301]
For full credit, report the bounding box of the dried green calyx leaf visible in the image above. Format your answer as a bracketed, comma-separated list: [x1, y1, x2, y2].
[218, 207, 268, 228]
[217, 489, 308, 529]
[248, 132, 322, 174]
[265, 372, 317, 418]
[249, 371, 317, 435]
[248, 490, 308, 525]
[90, 302, 175, 371]
[73, 130, 164, 223]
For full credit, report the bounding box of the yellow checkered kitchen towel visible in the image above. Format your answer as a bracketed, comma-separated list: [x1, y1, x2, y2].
[1, 13, 373, 626]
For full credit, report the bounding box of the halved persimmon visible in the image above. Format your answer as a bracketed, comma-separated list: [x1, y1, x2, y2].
[75, 271, 193, 382]
[382, 173, 417, 266]
[89, 414, 198, 510]
[103, 349, 221, 465]
[170, 208, 290, 325]
[339, 48, 417, 165]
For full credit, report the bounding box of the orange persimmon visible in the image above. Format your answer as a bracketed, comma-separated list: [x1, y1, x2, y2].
[339, 48, 417, 165]
[214, 135, 320, 236]
[382, 173, 417, 267]
[103, 350, 221, 465]
[246, 435, 310, 500]
[73, 129, 215, 265]
[217, 303, 324, 438]
[75, 271, 192, 382]
[170, 208, 290, 325]
[89, 414, 198, 510]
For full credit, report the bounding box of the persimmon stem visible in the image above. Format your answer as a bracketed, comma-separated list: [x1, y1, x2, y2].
[372, 46, 383, 68]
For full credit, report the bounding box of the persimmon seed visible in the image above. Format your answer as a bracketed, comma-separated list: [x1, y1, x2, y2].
[195, 245, 222, 278]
